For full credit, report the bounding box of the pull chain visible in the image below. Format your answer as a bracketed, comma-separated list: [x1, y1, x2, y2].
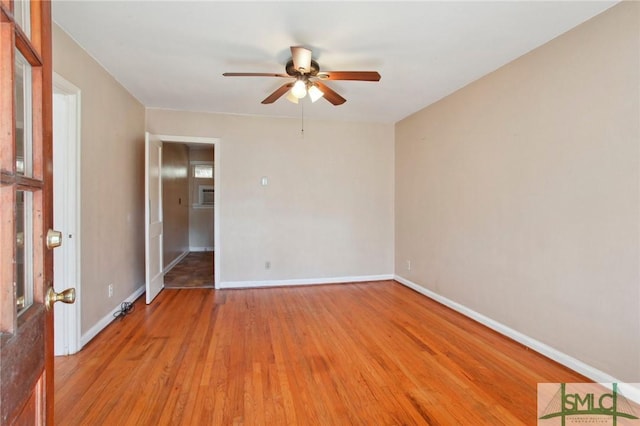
[301, 100, 305, 137]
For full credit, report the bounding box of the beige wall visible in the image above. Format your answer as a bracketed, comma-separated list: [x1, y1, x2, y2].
[189, 147, 214, 250]
[53, 24, 146, 334]
[147, 110, 395, 283]
[162, 143, 190, 268]
[395, 2, 639, 381]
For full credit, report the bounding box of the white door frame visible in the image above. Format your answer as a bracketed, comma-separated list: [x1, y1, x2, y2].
[53, 73, 82, 355]
[156, 135, 220, 288]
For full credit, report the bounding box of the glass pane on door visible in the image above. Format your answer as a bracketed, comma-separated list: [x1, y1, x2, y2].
[16, 190, 33, 315]
[13, 0, 31, 38]
[14, 50, 32, 177]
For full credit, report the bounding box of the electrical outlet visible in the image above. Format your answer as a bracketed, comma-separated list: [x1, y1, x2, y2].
[406, 260, 411, 271]
[265, 261, 271, 270]
[108, 284, 114, 298]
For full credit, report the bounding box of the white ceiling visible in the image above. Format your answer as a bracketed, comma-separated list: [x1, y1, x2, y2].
[52, 1, 618, 124]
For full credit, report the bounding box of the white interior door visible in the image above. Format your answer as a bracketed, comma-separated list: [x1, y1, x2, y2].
[145, 132, 164, 303]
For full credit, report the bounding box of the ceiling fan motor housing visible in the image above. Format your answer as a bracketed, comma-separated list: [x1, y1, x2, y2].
[286, 59, 320, 77]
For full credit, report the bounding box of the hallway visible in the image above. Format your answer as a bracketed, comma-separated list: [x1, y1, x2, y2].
[164, 252, 214, 288]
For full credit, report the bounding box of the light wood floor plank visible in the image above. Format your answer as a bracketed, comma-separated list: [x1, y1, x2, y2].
[55, 281, 587, 425]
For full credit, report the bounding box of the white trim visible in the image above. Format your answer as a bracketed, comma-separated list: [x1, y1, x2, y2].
[163, 250, 189, 274]
[189, 246, 214, 252]
[394, 275, 640, 403]
[157, 135, 219, 145]
[220, 274, 394, 289]
[155, 135, 221, 290]
[213, 142, 220, 290]
[617, 383, 640, 405]
[80, 285, 145, 348]
[53, 73, 82, 356]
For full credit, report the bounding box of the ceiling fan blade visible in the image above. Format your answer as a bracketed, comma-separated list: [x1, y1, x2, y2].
[315, 82, 346, 106]
[261, 83, 294, 104]
[223, 72, 289, 78]
[318, 71, 381, 81]
[291, 46, 312, 74]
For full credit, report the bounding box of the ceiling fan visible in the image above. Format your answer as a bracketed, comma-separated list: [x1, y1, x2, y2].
[223, 46, 381, 106]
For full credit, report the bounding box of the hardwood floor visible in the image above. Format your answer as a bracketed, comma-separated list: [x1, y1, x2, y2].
[164, 251, 214, 288]
[54, 281, 586, 425]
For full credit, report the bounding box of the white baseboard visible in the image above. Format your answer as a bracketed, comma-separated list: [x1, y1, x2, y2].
[394, 275, 640, 403]
[163, 250, 189, 274]
[80, 285, 145, 348]
[219, 274, 394, 289]
[189, 246, 214, 252]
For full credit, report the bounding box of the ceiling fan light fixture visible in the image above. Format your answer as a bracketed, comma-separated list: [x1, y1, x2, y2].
[286, 90, 299, 104]
[308, 84, 324, 103]
[291, 79, 307, 99]
[223, 45, 380, 106]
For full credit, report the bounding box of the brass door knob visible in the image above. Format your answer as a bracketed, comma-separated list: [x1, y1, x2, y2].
[45, 287, 76, 311]
[46, 229, 63, 249]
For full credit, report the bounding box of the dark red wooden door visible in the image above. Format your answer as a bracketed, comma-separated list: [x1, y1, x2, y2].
[0, 1, 55, 424]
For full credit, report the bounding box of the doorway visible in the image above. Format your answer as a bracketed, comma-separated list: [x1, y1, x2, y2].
[155, 135, 219, 290]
